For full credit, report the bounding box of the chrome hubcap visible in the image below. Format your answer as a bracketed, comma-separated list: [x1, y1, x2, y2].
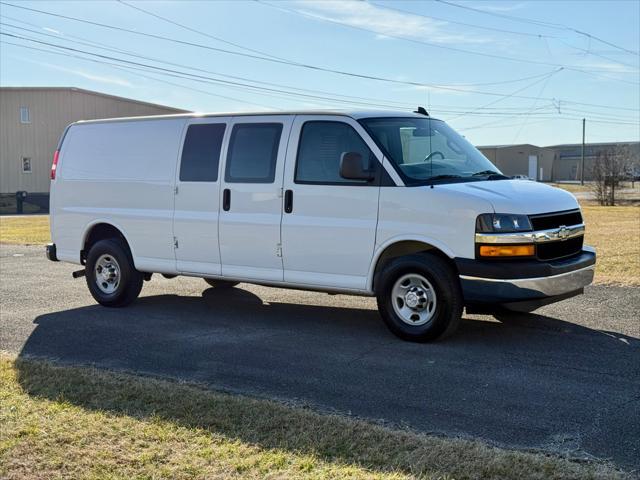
[391, 273, 437, 326]
[95, 254, 120, 294]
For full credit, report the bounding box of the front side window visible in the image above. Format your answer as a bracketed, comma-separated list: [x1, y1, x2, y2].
[225, 123, 282, 183]
[295, 121, 377, 184]
[360, 117, 502, 185]
[180, 123, 226, 182]
[19, 107, 30, 124]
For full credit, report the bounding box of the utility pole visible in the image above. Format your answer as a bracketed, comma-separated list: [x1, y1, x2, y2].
[580, 118, 585, 185]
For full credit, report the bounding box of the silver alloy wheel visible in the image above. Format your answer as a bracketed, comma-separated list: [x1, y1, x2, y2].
[95, 254, 121, 294]
[391, 273, 437, 326]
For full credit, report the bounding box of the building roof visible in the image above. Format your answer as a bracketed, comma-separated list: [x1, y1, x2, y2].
[545, 141, 640, 148]
[477, 144, 539, 149]
[0, 86, 189, 113]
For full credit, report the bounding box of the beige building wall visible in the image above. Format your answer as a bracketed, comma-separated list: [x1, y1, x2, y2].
[478, 144, 554, 181]
[0, 87, 187, 194]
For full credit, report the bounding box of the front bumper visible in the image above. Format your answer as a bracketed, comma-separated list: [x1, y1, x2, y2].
[456, 247, 596, 307]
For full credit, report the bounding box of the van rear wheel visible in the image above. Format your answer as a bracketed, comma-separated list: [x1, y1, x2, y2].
[85, 238, 143, 307]
[204, 279, 239, 289]
[375, 252, 463, 342]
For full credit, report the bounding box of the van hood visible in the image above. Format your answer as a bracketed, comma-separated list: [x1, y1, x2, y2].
[437, 180, 579, 215]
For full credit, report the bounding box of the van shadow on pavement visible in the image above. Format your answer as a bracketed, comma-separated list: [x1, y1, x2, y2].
[17, 286, 640, 470]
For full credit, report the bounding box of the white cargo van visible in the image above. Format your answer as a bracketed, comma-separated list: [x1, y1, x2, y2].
[47, 109, 595, 341]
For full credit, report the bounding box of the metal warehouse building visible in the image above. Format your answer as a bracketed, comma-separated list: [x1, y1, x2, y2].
[0, 87, 187, 213]
[477, 144, 555, 181]
[478, 141, 640, 182]
[547, 142, 640, 182]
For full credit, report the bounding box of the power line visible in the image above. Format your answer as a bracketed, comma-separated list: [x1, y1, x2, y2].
[0, 32, 419, 110]
[1, 14, 578, 107]
[2, 24, 637, 119]
[116, 0, 637, 88]
[448, 68, 562, 120]
[557, 38, 639, 70]
[255, 0, 639, 80]
[0, 19, 412, 108]
[512, 71, 555, 142]
[460, 115, 638, 131]
[368, 1, 557, 39]
[2, 0, 637, 96]
[5, 38, 636, 132]
[0, 39, 278, 109]
[1, 23, 558, 114]
[435, 0, 640, 56]
[115, 0, 287, 62]
[1, 5, 638, 116]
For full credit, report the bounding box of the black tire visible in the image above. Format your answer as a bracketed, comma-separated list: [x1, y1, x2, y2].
[493, 307, 537, 323]
[85, 238, 143, 307]
[375, 252, 463, 342]
[204, 278, 239, 289]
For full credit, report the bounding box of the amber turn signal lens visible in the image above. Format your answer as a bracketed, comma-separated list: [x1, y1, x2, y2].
[479, 244, 535, 257]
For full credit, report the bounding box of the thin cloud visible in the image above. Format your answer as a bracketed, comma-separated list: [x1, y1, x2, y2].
[293, 0, 491, 45]
[413, 84, 475, 95]
[38, 62, 134, 87]
[576, 61, 639, 74]
[475, 2, 529, 13]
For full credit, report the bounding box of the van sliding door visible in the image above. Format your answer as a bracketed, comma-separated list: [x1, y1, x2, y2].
[218, 116, 293, 282]
[172, 118, 230, 275]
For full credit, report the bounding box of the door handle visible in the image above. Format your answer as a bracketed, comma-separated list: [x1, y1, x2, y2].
[223, 188, 231, 211]
[284, 189, 293, 213]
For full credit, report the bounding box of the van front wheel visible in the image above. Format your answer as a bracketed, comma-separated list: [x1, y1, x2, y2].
[85, 238, 143, 307]
[375, 253, 463, 342]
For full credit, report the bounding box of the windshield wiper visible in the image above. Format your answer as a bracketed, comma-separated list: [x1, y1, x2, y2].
[425, 174, 463, 181]
[471, 170, 509, 180]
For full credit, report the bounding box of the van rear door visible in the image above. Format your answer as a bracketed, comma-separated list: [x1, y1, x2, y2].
[173, 117, 229, 275]
[218, 115, 293, 282]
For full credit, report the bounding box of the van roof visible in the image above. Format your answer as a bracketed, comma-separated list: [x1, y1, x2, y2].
[73, 109, 437, 125]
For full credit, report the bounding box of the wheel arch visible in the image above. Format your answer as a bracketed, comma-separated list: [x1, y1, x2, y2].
[367, 236, 457, 293]
[81, 220, 135, 265]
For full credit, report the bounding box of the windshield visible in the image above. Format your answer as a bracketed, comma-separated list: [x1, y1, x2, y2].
[360, 117, 503, 184]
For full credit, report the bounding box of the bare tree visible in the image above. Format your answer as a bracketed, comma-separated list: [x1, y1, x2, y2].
[591, 146, 629, 206]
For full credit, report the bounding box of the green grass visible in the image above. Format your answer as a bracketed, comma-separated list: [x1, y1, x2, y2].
[0, 355, 628, 480]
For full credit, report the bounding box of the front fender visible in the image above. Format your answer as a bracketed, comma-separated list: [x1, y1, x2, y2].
[366, 235, 456, 292]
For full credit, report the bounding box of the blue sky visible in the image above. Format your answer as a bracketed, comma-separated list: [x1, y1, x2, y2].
[1, 0, 638, 146]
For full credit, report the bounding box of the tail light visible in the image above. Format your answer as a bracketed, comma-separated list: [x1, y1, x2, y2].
[51, 150, 59, 180]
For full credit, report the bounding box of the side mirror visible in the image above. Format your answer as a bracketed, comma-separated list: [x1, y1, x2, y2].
[340, 152, 374, 181]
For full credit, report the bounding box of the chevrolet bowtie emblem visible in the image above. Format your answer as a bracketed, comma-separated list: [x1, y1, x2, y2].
[558, 225, 569, 240]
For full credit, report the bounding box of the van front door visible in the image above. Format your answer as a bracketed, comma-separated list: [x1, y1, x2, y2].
[280, 116, 385, 290]
[218, 116, 292, 281]
[173, 118, 229, 275]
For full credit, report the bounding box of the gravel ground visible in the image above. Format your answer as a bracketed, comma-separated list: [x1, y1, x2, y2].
[1, 244, 639, 470]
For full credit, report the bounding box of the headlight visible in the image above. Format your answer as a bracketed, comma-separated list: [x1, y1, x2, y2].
[476, 213, 532, 233]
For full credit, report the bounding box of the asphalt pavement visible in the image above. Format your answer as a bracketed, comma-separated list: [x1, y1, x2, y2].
[1, 244, 639, 470]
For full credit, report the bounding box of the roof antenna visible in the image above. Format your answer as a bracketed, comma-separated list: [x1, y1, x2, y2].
[414, 106, 429, 116]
